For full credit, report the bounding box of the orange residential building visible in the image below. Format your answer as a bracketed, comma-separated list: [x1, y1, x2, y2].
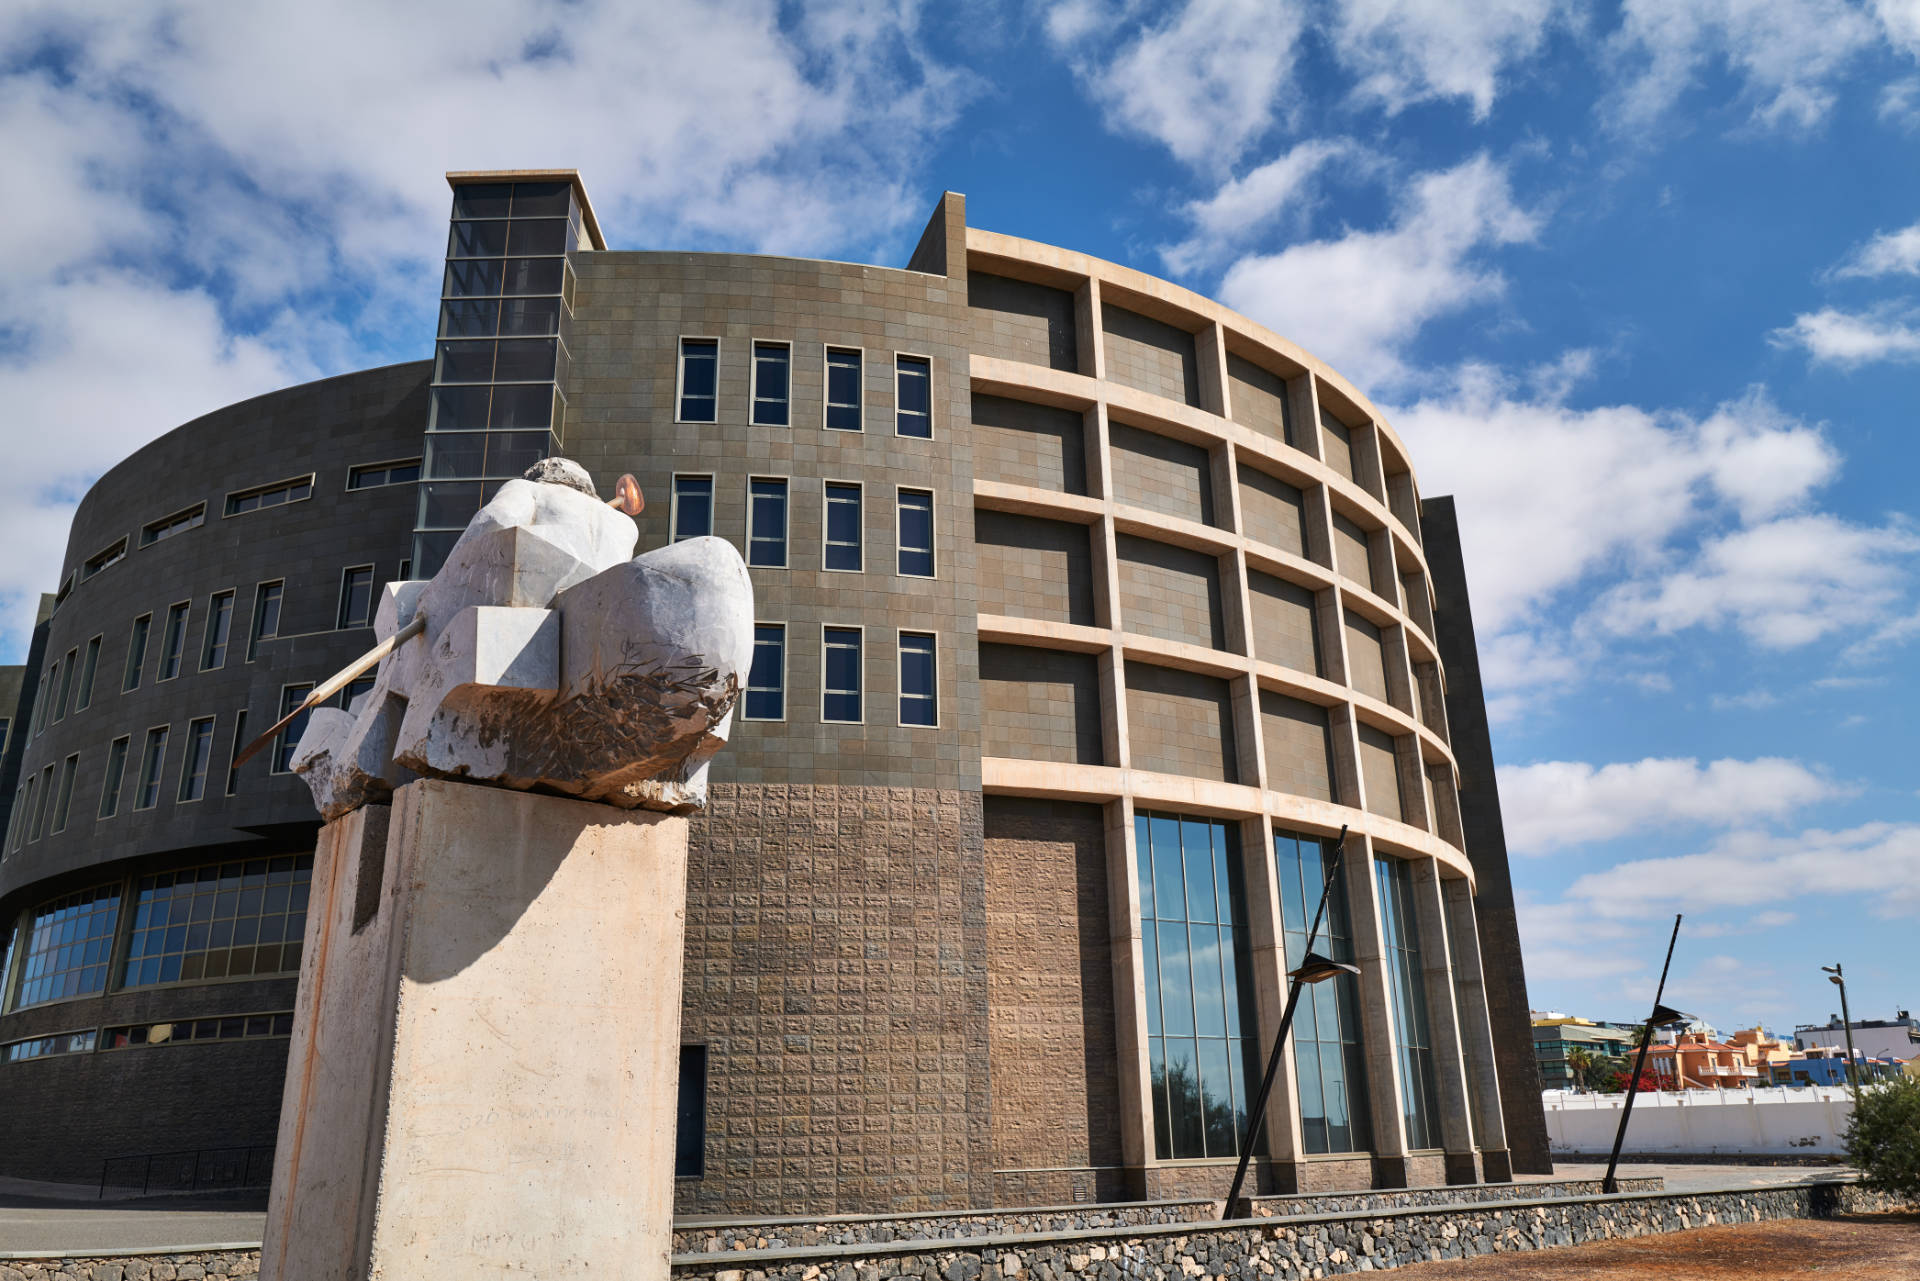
[1728, 1027, 1802, 1085]
[1647, 1034, 1762, 1090]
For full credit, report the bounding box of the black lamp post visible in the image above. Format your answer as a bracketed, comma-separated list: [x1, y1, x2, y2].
[1602, 913, 1693, 1195]
[1221, 826, 1358, 1219]
[1822, 964, 1860, 1096]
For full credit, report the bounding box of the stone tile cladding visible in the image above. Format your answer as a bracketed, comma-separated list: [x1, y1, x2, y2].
[1259, 693, 1335, 804]
[975, 512, 1096, 627]
[679, 784, 991, 1215]
[971, 396, 1088, 496]
[1236, 469, 1307, 559]
[1100, 307, 1201, 407]
[669, 1183, 1907, 1281]
[1357, 726, 1405, 823]
[566, 252, 980, 793]
[1246, 574, 1320, 677]
[980, 646, 1104, 766]
[1412, 663, 1445, 735]
[1124, 665, 1238, 784]
[982, 798, 1122, 1203]
[1320, 411, 1356, 482]
[1114, 536, 1226, 652]
[1342, 615, 1390, 705]
[969, 274, 1079, 373]
[1226, 354, 1294, 446]
[1330, 513, 1372, 591]
[1108, 424, 1214, 527]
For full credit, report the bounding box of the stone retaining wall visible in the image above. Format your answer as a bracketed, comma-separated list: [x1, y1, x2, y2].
[0, 1250, 260, 1280]
[672, 1181, 1903, 1281]
[1241, 1176, 1664, 1218]
[675, 1202, 1221, 1253]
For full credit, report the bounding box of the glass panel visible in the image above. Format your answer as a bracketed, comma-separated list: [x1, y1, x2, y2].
[430, 385, 492, 430]
[448, 219, 509, 259]
[1141, 914, 1160, 1036]
[1151, 815, 1185, 916]
[748, 479, 787, 568]
[753, 344, 790, 426]
[451, 183, 513, 219]
[1155, 921, 1193, 1036]
[493, 338, 557, 382]
[501, 256, 565, 296]
[1135, 814, 1155, 922]
[507, 217, 569, 256]
[824, 484, 861, 571]
[826, 349, 861, 430]
[439, 299, 498, 338]
[745, 625, 784, 720]
[428, 433, 488, 479]
[444, 258, 503, 298]
[680, 339, 718, 422]
[435, 340, 494, 383]
[485, 432, 549, 477]
[1181, 819, 1218, 923]
[420, 481, 485, 529]
[510, 181, 571, 217]
[896, 355, 931, 437]
[498, 296, 561, 336]
[1165, 1038, 1203, 1158]
[673, 476, 713, 541]
[122, 856, 312, 989]
[1197, 1038, 1236, 1156]
[1189, 923, 1224, 1036]
[1149, 1039, 1172, 1160]
[488, 383, 553, 430]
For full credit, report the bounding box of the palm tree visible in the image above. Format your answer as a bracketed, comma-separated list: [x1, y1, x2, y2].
[1567, 1047, 1597, 1092]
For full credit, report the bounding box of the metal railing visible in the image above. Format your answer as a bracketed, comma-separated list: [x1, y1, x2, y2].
[97, 1145, 274, 1199]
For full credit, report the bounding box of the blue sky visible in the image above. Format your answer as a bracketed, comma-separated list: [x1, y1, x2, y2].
[2, 0, 1917, 1039]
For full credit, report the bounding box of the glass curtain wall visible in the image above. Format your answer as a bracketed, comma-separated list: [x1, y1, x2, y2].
[1376, 855, 1443, 1150]
[414, 180, 588, 576]
[1273, 830, 1372, 1154]
[1136, 812, 1262, 1160]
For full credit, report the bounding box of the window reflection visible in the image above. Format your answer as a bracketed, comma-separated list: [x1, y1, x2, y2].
[1275, 830, 1372, 1154]
[122, 856, 313, 988]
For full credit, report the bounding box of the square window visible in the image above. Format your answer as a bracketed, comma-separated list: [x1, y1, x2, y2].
[825, 348, 862, 431]
[896, 355, 932, 437]
[747, 478, 788, 569]
[897, 489, 934, 577]
[337, 566, 375, 629]
[752, 342, 790, 426]
[823, 626, 862, 723]
[158, 602, 189, 681]
[672, 475, 714, 542]
[679, 338, 719, 423]
[745, 624, 785, 721]
[824, 482, 862, 572]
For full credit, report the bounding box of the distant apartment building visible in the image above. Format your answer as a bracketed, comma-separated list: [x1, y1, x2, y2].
[1794, 1011, 1920, 1063]
[1531, 1016, 1637, 1089]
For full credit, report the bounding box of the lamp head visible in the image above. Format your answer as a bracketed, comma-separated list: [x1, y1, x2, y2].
[1828, 974, 1844, 987]
[1289, 952, 1360, 985]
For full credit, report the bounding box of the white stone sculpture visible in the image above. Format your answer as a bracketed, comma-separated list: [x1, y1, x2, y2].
[291, 458, 753, 821]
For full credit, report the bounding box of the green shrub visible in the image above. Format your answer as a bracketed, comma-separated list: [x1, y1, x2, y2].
[1844, 1075, 1920, 1202]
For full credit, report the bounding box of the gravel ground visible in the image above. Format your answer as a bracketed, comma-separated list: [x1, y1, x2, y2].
[1386, 1211, 1920, 1279]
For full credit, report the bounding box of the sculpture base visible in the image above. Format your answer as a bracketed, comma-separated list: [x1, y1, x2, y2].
[261, 778, 688, 1281]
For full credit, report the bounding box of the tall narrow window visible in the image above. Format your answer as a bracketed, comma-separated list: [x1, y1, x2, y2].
[824, 482, 862, 572]
[135, 726, 170, 810]
[28, 764, 54, 840]
[678, 338, 718, 422]
[822, 626, 862, 723]
[15, 886, 121, 1007]
[751, 342, 790, 426]
[898, 632, 937, 727]
[897, 489, 934, 577]
[201, 592, 234, 670]
[745, 624, 785, 721]
[1136, 811, 1261, 1160]
[337, 566, 375, 629]
[1377, 856, 1442, 1150]
[747, 478, 788, 568]
[53, 648, 77, 722]
[6, 784, 23, 852]
[273, 684, 314, 774]
[825, 348, 862, 430]
[124, 614, 151, 691]
[178, 717, 216, 802]
[672, 475, 714, 542]
[336, 674, 376, 711]
[76, 635, 101, 710]
[895, 355, 932, 437]
[15, 775, 38, 849]
[31, 658, 56, 735]
[1275, 831, 1372, 1154]
[0, 717, 9, 754]
[676, 1044, 709, 1179]
[158, 601, 189, 680]
[248, 581, 283, 661]
[99, 736, 130, 819]
[50, 755, 78, 834]
[225, 711, 248, 796]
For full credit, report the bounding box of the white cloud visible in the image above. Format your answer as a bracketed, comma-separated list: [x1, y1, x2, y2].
[1499, 756, 1848, 854]
[1877, 0, 1920, 55]
[1829, 219, 1920, 278]
[1709, 689, 1779, 710]
[1052, 0, 1305, 169]
[1604, 0, 1882, 134]
[1882, 76, 1920, 125]
[1327, 0, 1571, 119]
[1217, 154, 1538, 388]
[1772, 306, 1920, 366]
[1159, 138, 1357, 276]
[1568, 821, 1920, 917]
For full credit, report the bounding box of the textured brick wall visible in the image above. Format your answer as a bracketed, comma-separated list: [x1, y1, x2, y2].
[1247, 573, 1319, 677]
[1109, 423, 1214, 527]
[1124, 665, 1238, 783]
[979, 645, 1104, 766]
[1344, 615, 1390, 704]
[969, 273, 1079, 373]
[1413, 663, 1446, 737]
[1357, 726, 1405, 822]
[1259, 692, 1335, 803]
[1320, 411, 1355, 482]
[1226, 354, 1293, 446]
[1331, 513, 1372, 589]
[974, 511, 1096, 627]
[972, 395, 1088, 495]
[1115, 535, 1225, 652]
[983, 797, 1121, 1203]
[1101, 307, 1200, 407]
[1238, 468, 1307, 558]
[679, 783, 990, 1215]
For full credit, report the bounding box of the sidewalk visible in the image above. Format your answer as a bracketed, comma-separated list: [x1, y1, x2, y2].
[0, 1175, 265, 1256]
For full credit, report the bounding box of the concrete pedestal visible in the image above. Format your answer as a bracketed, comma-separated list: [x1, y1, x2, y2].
[261, 778, 689, 1281]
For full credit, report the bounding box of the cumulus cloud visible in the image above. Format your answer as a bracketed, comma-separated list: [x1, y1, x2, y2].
[1771, 305, 1920, 366]
[1828, 218, 1920, 278]
[1327, 0, 1571, 119]
[1499, 756, 1849, 854]
[1217, 154, 1539, 388]
[1159, 138, 1358, 276]
[1568, 821, 1920, 917]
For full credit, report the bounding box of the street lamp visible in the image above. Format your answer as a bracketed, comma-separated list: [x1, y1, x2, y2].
[1823, 964, 1860, 1095]
[1221, 826, 1359, 1219]
[1602, 913, 1691, 1195]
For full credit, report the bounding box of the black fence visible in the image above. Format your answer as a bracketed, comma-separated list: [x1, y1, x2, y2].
[98, 1145, 274, 1199]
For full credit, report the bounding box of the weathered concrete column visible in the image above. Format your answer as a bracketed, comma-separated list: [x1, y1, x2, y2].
[1239, 817, 1305, 1190]
[1442, 873, 1512, 1181]
[1411, 857, 1479, 1184]
[262, 779, 689, 1281]
[1341, 833, 1411, 1187]
[1104, 795, 1156, 1197]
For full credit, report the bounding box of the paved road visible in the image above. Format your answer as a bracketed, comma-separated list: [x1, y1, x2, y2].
[0, 1178, 266, 1256]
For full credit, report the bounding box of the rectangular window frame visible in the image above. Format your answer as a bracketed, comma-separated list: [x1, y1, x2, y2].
[894, 352, 933, 439]
[140, 503, 206, 548]
[76, 634, 101, 711]
[895, 486, 936, 579]
[272, 684, 314, 775]
[49, 754, 78, 834]
[746, 476, 790, 570]
[134, 725, 171, 811]
[247, 580, 284, 662]
[28, 764, 54, 842]
[822, 480, 863, 574]
[743, 622, 787, 723]
[83, 536, 128, 581]
[14, 886, 121, 1010]
[223, 474, 316, 519]
[346, 458, 422, 491]
[157, 600, 190, 682]
[897, 629, 939, 729]
[823, 346, 864, 432]
[123, 614, 151, 692]
[32, 656, 57, 737]
[119, 854, 315, 992]
[100, 735, 130, 820]
[821, 623, 865, 725]
[336, 565, 376, 630]
[53, 647, 78, 722]
[177, 716, 217, 804]
[671, 473, 716, 543]
[200, 591, 235, 671]
[750, 340, 792, 428]
[676, 336, 721, 425]
[225, 711, 248, 797]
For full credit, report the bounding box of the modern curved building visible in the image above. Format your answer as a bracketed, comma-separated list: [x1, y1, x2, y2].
[0, 172, 1547, 1214]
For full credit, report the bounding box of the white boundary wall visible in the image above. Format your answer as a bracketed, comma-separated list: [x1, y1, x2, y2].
[1543, 1086, 1854, 1156]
